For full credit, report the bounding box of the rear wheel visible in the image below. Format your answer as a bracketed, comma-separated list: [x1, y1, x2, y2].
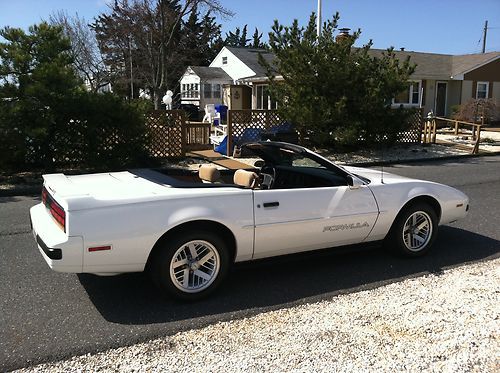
[386, 203, 438, 257]
[150, 231, 229, 300]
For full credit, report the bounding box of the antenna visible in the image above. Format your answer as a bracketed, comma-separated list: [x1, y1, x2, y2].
[381, 146, 384, 184]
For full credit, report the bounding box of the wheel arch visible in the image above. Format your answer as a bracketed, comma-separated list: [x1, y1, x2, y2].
[398, 195, 442, 224]
[145, 220, 237, 272]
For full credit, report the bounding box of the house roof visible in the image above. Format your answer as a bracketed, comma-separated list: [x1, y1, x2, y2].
[451, 52, 500, 77]
[225, 47, 277, 78]
[188, 66, 232, 81]
[368, 49, 500, 80]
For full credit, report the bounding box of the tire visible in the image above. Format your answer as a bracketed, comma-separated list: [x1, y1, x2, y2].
[385, 202, 438, 257]
[150, 230, 230, 301]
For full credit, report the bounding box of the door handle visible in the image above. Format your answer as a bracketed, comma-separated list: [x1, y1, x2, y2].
[263, 202, 279, 208]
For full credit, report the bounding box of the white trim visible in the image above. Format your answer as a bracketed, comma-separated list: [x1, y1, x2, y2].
[476, 81, 489, 99]
[254, 84, 278, 110]
[434, 81, 448, 116]
[392, 80, 421, 107]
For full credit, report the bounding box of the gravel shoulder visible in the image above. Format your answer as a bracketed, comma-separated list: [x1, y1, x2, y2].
[17, 258, 500, 373]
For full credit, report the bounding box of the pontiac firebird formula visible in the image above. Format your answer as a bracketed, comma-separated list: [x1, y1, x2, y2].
[30, 142, 469, 300]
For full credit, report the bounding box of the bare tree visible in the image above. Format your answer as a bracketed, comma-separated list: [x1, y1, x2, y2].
[50, 11, 111, 93]
[93, 0, 232, 108]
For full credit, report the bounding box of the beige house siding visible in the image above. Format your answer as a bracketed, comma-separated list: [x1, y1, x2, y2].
[447, 80, 462, 116]
[461, 80, 473, 102]
[493, 82, 500, 101]
[423, 80, 435, 115]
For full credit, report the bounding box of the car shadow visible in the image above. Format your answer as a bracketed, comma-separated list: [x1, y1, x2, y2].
[78, 226, 499, 325]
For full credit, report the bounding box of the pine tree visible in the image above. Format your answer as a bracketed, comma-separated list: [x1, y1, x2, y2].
[260, 13, 415, 148]
[0, 23, 82, 168]
[251, 27, 265, 48]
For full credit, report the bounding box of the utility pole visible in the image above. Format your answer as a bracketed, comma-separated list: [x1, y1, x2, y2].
[129, 36, 134, 99]
[482, 20, 488, 53]
[317, 0, 322, 38]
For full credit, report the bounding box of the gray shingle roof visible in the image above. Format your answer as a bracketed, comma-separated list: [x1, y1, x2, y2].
[367, 49, 500, 79]
[189, 66, 232, 81]
[451, 52, 500, 77]
[225, 47, 277, 78]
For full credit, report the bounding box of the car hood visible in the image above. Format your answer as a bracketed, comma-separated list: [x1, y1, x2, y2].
[342, 166, 413, 184]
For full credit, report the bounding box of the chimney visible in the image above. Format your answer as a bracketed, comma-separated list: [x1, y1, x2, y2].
[336, 28, 351, 43]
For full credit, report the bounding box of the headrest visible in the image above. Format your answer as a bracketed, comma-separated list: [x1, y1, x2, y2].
[233, 169, 258, 188]
[199, 164, 220, 182]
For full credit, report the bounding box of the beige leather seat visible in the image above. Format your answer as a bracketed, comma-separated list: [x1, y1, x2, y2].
[233, 169, 259, 188]
[199, 164, 221, 183]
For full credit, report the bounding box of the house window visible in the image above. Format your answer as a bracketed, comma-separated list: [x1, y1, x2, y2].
[394, 81, 421, 106]
[204, 83, 212, 98]
[476, 82, 489, 99]
[222, 56, 227, 65]
[256, 85, 277, 110]
[182, 83, 199, 98]
[213, 84, 221, 98]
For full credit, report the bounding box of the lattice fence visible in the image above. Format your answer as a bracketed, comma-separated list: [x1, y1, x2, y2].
[227, 110, 290, 155]
[397, 109, 423, 144]
[145, 110, 185, 158]
[145, 111, 212, 157]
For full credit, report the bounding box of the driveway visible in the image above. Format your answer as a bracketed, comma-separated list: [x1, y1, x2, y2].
[1, 156, 499, 371]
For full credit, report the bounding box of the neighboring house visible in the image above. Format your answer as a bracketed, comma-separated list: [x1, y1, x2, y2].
[180, 46, 500, 116]
[179, 46, 278, 111]
[370, 49, 500, 117]
[180, 66, 232, 107]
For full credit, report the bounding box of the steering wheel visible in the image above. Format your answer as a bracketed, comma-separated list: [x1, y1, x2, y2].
[259, 165, 276, 189]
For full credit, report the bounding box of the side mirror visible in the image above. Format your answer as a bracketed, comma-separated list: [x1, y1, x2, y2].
[347, 175, 364, 189]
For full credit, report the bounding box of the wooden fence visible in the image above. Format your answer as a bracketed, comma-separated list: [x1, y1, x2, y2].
[145, 110, 211, 158]
[226, 110, 288, 156]
[398, 109, 423, 143]
[424, 115, 483, 154]
[225, 109, 423, 155]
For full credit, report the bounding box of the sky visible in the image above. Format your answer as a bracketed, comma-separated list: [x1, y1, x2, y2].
[0, 0, 499, 55]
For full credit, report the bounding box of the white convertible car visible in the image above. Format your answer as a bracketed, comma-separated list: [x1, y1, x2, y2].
[30, 142, 469, 300]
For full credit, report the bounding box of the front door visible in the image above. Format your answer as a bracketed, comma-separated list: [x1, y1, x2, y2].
[253, 186, 379, 259]
[435, 82, 447, 116]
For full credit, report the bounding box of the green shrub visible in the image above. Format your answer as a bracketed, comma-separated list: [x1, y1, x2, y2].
[260, 13, 416, 149]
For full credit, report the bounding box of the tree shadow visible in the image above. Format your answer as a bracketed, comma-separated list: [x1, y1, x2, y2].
[78, 226, 499, 325]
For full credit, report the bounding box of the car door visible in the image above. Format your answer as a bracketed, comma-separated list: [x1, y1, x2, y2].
[252, 184, 379, 259]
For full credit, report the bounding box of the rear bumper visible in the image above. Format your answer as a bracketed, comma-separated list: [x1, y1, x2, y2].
[35, 234, 62, 260]
[30, 203, 83, 273]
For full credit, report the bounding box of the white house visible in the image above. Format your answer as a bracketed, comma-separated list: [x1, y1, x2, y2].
[180, 66, 232, 108]
[179, 46, 279, 111]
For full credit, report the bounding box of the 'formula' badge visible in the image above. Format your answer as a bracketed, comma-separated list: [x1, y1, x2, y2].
[323, 222, 369, 232]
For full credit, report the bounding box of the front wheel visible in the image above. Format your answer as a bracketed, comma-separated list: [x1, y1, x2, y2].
[386, 203, 438, 257]
[150, 231, 230, 300]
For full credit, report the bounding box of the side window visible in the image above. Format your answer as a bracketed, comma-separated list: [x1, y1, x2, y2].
[272, 152, 348, 189]
[204, 83, 212, 99]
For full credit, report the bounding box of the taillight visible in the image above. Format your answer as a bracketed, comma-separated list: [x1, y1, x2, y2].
[42, 187, 66, 232]
[42, 188, 47, 205]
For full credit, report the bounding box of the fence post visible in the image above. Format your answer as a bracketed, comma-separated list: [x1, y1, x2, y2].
[180, 111, 187, 156]
[454, 121, 459, 135]
[227, 110, 233, 157]
[472, 125, 481, 154]
[431, 118, 437, 143]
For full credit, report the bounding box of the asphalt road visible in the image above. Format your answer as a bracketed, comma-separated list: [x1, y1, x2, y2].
[1, 156, 499, 371]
